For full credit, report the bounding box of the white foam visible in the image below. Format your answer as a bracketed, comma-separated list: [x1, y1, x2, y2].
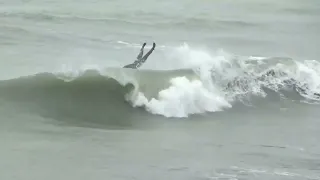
[122, 43, 236, 117]
[131, 76, 231, 118]
[295, 60, 320, 91]
[126, 43, 261, 117]
[164, 43, 233, 71]
[129, 43, 320, 117]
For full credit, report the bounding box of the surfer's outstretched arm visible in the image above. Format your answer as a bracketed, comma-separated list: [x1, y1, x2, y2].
[140, 42, 156, 63]
[137, 43, 146, 60]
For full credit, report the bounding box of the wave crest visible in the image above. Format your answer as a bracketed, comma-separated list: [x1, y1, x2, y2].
[0, 44, 319, 118]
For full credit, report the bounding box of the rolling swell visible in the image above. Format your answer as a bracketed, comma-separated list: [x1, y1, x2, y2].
[1, 11, 260, 31]
[0, 68, 198, 126]
[0, 70, 140, 128]
[0, 56, 319, 122]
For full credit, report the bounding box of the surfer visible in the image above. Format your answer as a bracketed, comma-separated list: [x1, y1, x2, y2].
[123, 42, 156, 69]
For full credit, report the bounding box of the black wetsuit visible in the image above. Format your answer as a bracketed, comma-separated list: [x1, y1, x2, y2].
[123, 42, 156, 69]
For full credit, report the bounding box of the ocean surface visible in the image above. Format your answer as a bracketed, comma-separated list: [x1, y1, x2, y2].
[1, 0, 320, 179]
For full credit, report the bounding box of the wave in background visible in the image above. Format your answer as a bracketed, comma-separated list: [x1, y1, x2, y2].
[0, 44, 319, 118]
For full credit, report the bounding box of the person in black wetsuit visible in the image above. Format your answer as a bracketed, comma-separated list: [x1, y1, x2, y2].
[123, 42, 156, 69]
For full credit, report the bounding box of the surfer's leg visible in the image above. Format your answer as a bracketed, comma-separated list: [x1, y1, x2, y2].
[137, 43, 146, 60]
[140, 42, 156, 63]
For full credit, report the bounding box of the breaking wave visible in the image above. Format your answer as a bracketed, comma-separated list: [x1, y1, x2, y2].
[0, 44, 319, 118]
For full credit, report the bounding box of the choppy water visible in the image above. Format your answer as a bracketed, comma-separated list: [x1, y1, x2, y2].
[0, 0, 320, 179]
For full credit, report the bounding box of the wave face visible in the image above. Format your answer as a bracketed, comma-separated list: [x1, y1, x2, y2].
[0, 44, 319, 118]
